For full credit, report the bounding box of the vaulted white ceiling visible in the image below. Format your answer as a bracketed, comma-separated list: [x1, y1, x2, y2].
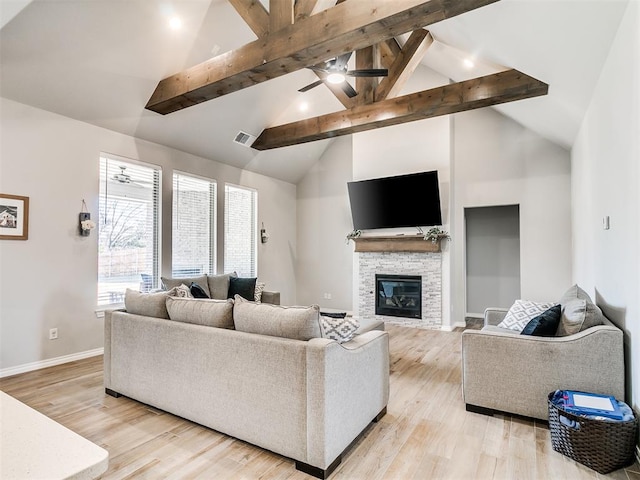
[0, 0, 629, 183]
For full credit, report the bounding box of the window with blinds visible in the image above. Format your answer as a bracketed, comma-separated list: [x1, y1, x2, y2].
[98, 155, 161, 305]
[224, 184, 257, 277]
[172, 172, 217, 277]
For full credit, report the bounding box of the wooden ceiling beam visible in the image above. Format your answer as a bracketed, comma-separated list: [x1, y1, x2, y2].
[375, 29, 434, 102]
[227, 0, 270, 38]
[379, 38, 402, 70]
[294, 0, 318, 21]
[270, 0, 294, 32]
[355, 45, 378, 105]
[146, 0, 500, 115]
[251, 69, 548, 150]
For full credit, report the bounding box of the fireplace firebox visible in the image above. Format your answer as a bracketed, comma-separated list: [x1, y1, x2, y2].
[375, 274, 422, 319]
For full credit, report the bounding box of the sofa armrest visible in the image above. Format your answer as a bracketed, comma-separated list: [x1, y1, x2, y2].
[462, 325, 625, 420]
[261, 290, 280, 305]
[103, 308, 125, 390]
[484, 308, 508, 326]
[305, 331, 390, 469]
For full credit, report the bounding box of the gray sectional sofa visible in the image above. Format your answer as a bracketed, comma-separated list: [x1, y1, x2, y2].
[104, 293, 389, 478]
[462, 285, 625, 421]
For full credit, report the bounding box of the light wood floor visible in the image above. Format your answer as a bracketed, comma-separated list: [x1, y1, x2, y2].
[1, 324, 639, 479]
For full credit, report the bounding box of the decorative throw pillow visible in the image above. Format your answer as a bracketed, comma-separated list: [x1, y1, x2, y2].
[521, 304, 562, 336]
[124, 289, 169, 319]
[166, 297, 234, 329]
[320, 315, 360, 343]
[556, 284, 606, 336]
[254, 281, 266, 303]
[206, 272, 237, 300]
[161, 275, 211, 298]
[497, 299, 557, 332]
[166, 284, 192, 298]
[228, 276, 257, 301]
[233, 295, 321, 340]
[190, 282, 209, 299]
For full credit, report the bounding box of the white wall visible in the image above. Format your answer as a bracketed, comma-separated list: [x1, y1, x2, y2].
[296, 136, 353, 309]
[571, 0, 639, 411]
[451, 107, 572, 326]
[0, 97, 297, 372]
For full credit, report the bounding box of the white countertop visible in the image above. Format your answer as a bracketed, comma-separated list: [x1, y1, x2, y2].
[0, 390, 109, 479]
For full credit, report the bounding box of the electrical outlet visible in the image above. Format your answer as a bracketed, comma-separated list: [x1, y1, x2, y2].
[49, 328, 58, 340]
[95, 311, 105, 319]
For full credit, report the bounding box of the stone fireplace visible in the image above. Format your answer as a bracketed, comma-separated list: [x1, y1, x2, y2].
[355, 236, 442, 329]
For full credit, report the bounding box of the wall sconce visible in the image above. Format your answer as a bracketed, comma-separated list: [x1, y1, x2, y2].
[260, 222, 269, 243]
[79, 199, 96, 236]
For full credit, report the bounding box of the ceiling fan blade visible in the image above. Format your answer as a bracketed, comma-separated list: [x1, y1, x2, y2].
[334, 52, 353, 70]
[346, 69, 389, 77]
[298, 79, 324, 93]
[340, 81, 357, 98]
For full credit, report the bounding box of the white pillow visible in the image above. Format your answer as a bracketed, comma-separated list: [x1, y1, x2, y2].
[320, 315, 360, 343]
[254, 281, 266, 302]
[497, 299, 557, 332]
[166, 283, 193, 298]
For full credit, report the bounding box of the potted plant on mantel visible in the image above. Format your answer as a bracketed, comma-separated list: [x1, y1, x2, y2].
[420, 226, 451, 244]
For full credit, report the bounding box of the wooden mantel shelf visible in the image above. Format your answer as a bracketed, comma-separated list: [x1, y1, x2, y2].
[352, 235, 442, 253]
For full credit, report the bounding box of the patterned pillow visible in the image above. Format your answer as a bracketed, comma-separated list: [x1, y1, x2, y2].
[254, 282, 266, 303]
[166, 284, 192, 298]
[497, 299, 557, 332]
[320, 315, 360, 343]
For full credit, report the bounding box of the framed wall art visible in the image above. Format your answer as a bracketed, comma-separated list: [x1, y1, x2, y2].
[0, 194, 29, 240]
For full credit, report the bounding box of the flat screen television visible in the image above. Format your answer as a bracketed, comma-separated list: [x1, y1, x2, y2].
[347, 170, 442, 230]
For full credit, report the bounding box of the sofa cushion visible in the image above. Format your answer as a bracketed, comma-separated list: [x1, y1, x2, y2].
[124, 289, 169, 319]
[557, 284, 606, 336]
[161, 275, 211, 298]
[233, 295, 321, 340]
[497, 299, 557, 332]
[206, 273, 236, 300]
[165, 297, 234, 329]
[228, 276, 257, 301]
[521, 304, 562, 336]
[320, 315, 360, 343]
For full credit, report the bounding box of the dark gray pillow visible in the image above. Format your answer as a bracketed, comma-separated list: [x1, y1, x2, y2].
[521, 304, 561, 336]
[190, 282, 209, 299]
[228, 276, 257, 301]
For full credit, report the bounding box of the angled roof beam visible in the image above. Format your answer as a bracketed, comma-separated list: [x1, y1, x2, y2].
[228, 0, 270, 38]
[379, 38, 402, 70]
[146, 0, 500, 115]
[251, 69, 548, 150]
[375, 29, 434, 102]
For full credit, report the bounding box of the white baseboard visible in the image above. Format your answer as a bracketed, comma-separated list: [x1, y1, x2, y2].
[441, 322, 466, 332]
[0, 348, 104, 378]
[465, 313, 484, 319]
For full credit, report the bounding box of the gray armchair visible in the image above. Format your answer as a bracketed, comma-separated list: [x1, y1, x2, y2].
[461, 308, 625, 420]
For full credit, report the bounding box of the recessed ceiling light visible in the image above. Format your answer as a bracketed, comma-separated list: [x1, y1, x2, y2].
[169, 17, 182, 30]
[299, 101, 309, 112]
[463, 58, 475, 69]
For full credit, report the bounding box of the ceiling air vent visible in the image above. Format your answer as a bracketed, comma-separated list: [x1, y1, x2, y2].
[233, 131, 257, 147]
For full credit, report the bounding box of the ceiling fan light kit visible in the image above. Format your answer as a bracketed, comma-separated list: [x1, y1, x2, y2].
[326, 72, 346, 84]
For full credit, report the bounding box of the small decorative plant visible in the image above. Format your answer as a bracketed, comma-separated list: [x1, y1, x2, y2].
[419, 226, 450, 244]
[345, 229, 362, 244]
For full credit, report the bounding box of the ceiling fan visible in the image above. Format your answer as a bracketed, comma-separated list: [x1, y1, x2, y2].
[298, 52, 388, 98]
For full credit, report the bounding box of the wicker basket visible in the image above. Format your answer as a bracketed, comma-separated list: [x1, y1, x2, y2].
[547, 392, 638, 474]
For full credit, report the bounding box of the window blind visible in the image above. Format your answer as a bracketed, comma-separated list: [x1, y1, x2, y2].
[224, 184, 257, 277]
[98, 155, 161, 305]
[172, 172, 217, 277]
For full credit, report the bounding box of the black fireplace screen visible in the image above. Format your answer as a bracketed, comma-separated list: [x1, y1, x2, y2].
[375, 274, 421, 319]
